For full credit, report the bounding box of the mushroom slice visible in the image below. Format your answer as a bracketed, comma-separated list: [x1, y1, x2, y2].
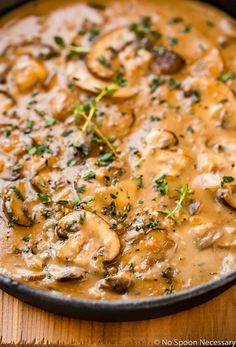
[120, 231, 175, 273]
[56, 211, 121, 270]
[0, 152, 21, 182]
[216, 187, 236, 210]
[67, 61, 137, 99]
[151, 49, 186, 75]
[146, 129, 179, 150]
[16, 43, 59, 60]
[52, 267, 87, 282]
[49, 87, 77, 121]
[86, 27, 136, 79]
[190, 48, 224, 78]
[0, 90, 15, 114]
[12, 55, 48, 92]
[15, 271, 46, 282]
[104, 271, 133, 294]
[30, 171, 51, 194]
[3, 180, 35, 227]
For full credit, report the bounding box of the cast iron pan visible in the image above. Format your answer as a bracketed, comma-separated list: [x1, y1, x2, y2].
[0, 0, 236, 322]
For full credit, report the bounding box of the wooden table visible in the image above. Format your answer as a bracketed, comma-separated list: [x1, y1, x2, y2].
[0, 286, 235, 346]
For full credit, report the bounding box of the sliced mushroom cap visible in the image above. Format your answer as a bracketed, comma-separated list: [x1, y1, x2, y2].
[104, 271, 133, 294]
[120, 231, 175, 273]
[190, 48, 224, 78]
[182, 77, 236, 130]
[0, 62, 10, 83]
[195, 230, 222, 250]
[151, 49, 186, 75]
[49, 87, 77, 121]
[16, 43, 59, 60]
[216, 187, 236, 210]
[56, 210, 82, 239]
[67, 60, 138, 99]
[31, 172, 51, 194]
[86, 27, 136, 79]
[99, 110, 136, 138]
[52, 267, 87, 282]
[0, 90, 15, 114]
[3, 180, 35, 226]
[56, 211, 121, 269]
[0, 152, 21, 181]
[12, 55, 48, 92]
[188, 200, 201, 216]
[146, 129, 179, 149]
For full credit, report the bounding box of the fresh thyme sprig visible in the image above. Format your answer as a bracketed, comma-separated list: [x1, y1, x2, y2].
[158, 183, 190, 223]
[80, 112, 116, 154]
[166, 183, 189, 220]
[74, 87, 117, 154]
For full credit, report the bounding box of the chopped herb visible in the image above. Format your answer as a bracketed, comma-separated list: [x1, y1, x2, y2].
[182, 24, 192, 33]
[168, 78, 180, 90]
[62, 129, 73, 137]
[41, 209, 53, 218]
[150, 115, 161, 122]
[57, 200, 69, 205]
[135, 174, 144, 189]
[13, 162, 23, 171]
[39, 193, 51, 204]
[46, 273, 53, 279]
[68, 44, 90, 54]
[168, 36, 178, 45]
[71, 195, 81, 206]
[153, 45, 166, 56]
[186, 125, 194, 133]
[67, 159, 77, 167]
[150, 76, 165, 92]
[74, 183, 85, 193]
[168, 17, 183, 25]
[128, 263, 135, 273]
[110, 193, 118, 199]
[89, 27, 100, 41]
[220, 71, 236, 83]
[10, 186, 24, 201]
[45, 118, 56, 128]
[54, 36, 65, 48]
[97, 55, 111, 68]
[154, 175, 169, 196]
[186, 89, 201, 105]
[95, 152, 114, 167]
[78, 211, 86, 224]
[82, 196, 94, 204]
[26, 120, 34, 131]
[84, 171, 96, 181]
[130, 16, 162, 41]
[28, 144, 53, 156]
[5, 126, 13, 138]
[22, 236, 29, 242]
[113, 73, 127, 87]
[220, 176, 235, 187]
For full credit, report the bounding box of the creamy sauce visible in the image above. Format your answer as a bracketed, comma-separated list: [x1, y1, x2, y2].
[0, 0, 236, 300]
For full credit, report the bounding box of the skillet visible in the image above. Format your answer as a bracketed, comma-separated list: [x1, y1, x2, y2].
[0, 0, 235, 322]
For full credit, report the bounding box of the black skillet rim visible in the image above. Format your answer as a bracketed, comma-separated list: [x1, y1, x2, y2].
[0, 0, 235, 321]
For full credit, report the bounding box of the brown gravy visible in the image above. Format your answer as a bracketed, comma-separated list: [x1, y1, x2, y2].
[0, 0, 236, 300]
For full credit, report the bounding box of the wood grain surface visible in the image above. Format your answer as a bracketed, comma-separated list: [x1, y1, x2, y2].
[0, 286, 235, 346]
